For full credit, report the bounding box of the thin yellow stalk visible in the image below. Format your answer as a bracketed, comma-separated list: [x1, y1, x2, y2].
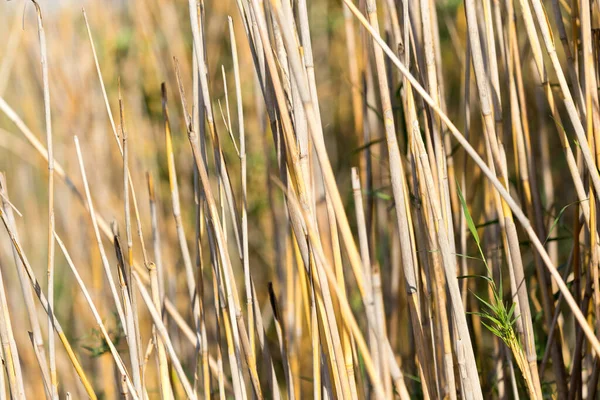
[54, 233, 138, 399]
[262, 1, 410, 395]
[83, 8, 150, 268]
[119, 95, 144, 397]
[228, 18, 254, 371]
[132, 273, 196, 399]
[341, 3, 364, 179]
[147, 260, 174, 400]
[0, 210, 97, 400]
[215, 88, 248, 399]
[82, 9, 118, 141]
[324, 192, 360, 399]
[190, 46, 211, 400]
[411, 139, 453, 400]
[146, 174, 166, 306]
[351, 167, 384, 393]
[31, 2, 57, 396]
[272, 177, 387, 399]
[510, 0, 591, 227]
[1, 91, 229, 395]
[73, 134, 127, 331]
[310, 272, 321, 400]
[218, 278, 246, 400]
[175, 67, 263, 399]
[527, 0, 600, 198]
[211, 266, 227, 400]
[549, 0, 586, 114]
[0, 175, 52, 397]
[188, 0, 243, 256]
[464, 0, 540, 393]
[161, 84, 200, 327]
[114, 233, 143, 397]
[581, 0, 600, 337]
[0, 259, 25, 400]
[506, 15, 568, 394]
[420, 0, 452, 238]
[403, 38, 454, 400]
[163, 277, 230, 397]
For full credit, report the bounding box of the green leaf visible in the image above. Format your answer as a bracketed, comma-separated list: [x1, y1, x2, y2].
[544, 199, 587, 245]
[456, 181, 489, 273]
[457, 274, 493, 283]
[457, 183, 480, 244]
[472, 291, 495, 312]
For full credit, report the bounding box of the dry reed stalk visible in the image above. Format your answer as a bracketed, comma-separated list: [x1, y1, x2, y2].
[114, 230, 143, 398]
[272, 177, 387, 399]
[73, 132, 127, 330]
[0, 209, 97, 400]
[218, 276, 246, 400]
[132, 272, 196, 399]
[360, 10, 432, 390]
[344, 0, 600, 388]
[402, 35, 455, 400]
[412, 121, 481, 399]
[185, 8, 253, 388]
[118, 94, 145, 398]
[350, 168, 378, 373]
[214, 87, 249, 400]
[54, 232, 138, 399]
[82, 9, 118, 142]
[309, 249, 340, 399]
[549, 0, 586, 113]
[539, 241, 578, 376]
[510, 8, 600, 377]
[351, 166, 393, 397]
[83, 7, 151, 274]
[76, 124, 133, 394]
[161, 83, 201, 328]
[146, 174, 166, 307]
[161, 78, 205, 387]
[0, 174, 52, 397]
[342, 3, 365, 180]
[190, 46, 211, 400]
[189, 0, 243, 257]
[148, 261, 173, 399]
[309, 257, 321, 400]
[228, 18, 255, 373]
[581, 0, 600, 333]
[527, 0, 600, 197]
[0, 57, 224, 398]
[419, 0, 453, 247]
[30, 3, 57, 397]
[0, 258, 25, 399]
[510, 0, 591, 228]
[260, 1, 411, 395]
[175, 66, 263, 399]
[464, 0, 541, 394]
[4, 0, 600, 397]
[413, 145, 453, 400]
[505, 6, 568, 393]
[324, 192, 361, 400]
[146, 175, 174, 399]
[161, 287, 232, 394]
